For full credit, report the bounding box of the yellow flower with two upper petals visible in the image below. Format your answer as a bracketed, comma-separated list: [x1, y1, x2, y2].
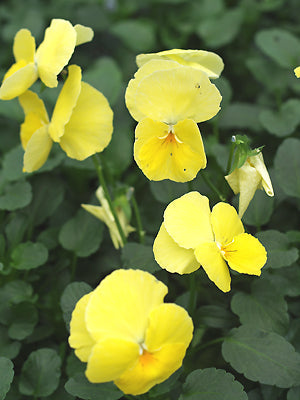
[19, 64, 113, 172]
[69, 269, 193, 395]
[153, 191, 267, 293]
[125, 60, 222, 182]
[0, 19, 93, 100]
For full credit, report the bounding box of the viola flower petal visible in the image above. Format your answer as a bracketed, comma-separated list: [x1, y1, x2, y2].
[136, 49, 224, 79]
[249, 152, 274, 196]
[18, 90, 49, 123]
[86, 338, 140, 383]
[23, 125, 52, 172]
[294, 66, 300, 78]
[36, 19, 77, 88]
[0, 62, 38, 100]
[223, 233, 267, 275]
[59, 81, 113, 160]
[211, 202, 244, 246]
[13, 28, 35, 62]
[164, 192, 213, 249]
[153, 223, 200, 274]
[68, 293, 95, 362]
[74, 24, 94, 46]
[194, 241, 231, 293]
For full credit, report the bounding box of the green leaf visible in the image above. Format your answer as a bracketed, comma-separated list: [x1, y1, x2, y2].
[19, 348, 61, 397]
[121, 242, 160, 272]
[274, 138, 300, 198]
[219, 103, 263, 132]
[0, 325, 21, 359]
[242, 190, 275, 227]
[65, 372, 123, 400]
[222, 326, 300, 388]
[231, 281, 289, 335]
[180, 368, 247, 400]
[259, 99, 300, 137]
[255, 29, 300, 68]
[287, 386, 300, 400]
[0, 181, 32, 211]
[60, 282, 92, 330]
[150, 180, 189, 204]
[0, 357, 14, 400]
[197, 305, 237, 329]
[256, 229, 299, 269]
[111, 19, 156, 52]
[1, 145, 24, 183]
[59, 209, 103, 257]
[8, 302, 38, 340]
[11, 241, 48, 270]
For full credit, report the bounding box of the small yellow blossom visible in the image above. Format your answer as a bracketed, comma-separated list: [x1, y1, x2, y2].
[125, 60, 222, 182]
[69, 269, 193, 395]
[294, 66, 300, 78]
[136, 49, 224, 79]
[225, 152, 274, 218]
[153, 192, 267, 292]
[82, 186, 135, 249]
[0, 19, 93, 100]
[19, 65, 113, 172]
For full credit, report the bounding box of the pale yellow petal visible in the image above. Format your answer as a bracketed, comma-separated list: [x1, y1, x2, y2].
[23, 125, 52, 172]
[249, 152, 274, 196]
[20, 113, 45, 150]
[69, 293, 95, 362]
[294, 66, 300, 78]
[59, 82, 113, 160]
[19, 90, 49, 123]
[13, 29, 35, 63]
[0, 62, 38, 100]
[74, 24, 94, 46]
[86, 338, 140, 383]
[223, 233, 267, 275]
[153, 223, 200, 274]
[194, 242, 231, 292]
[36, 19, 77, 87]
[224, 169, 240, 195]
[211, 202, 244, 246]
[134, 67, 221, 124]
[125, 60, 181, 122]
[48, 64, 82, 142]
[164, 192, 213, 249]
[134, 119, 206, 182]
[115, 343, 187, 395]
[85, 269, 168, 343]
[136, 49, 224, 79]
[237, 162, 262, 218]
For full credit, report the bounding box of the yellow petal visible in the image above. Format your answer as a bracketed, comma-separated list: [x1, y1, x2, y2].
[19, 90, 49, 122]
[134, 67, 221, 124]
[125, 60, 181, 122]
[23, 125, 52, 172]
[223, 233, 267, 275]
[48, 64, 82, 142]
[74, 24, 94, 46]
[164, 192, 213, 249]
[59, 81, 113, 160]
[0, 62, 38, 100]
[36, 19, 77, 87]
[85, 269, 168, 343]
[249, 152, 274, 197]
[115, 342, 187, 395]
[20, 113, 45, 150]
[13, 29, 35, 63]
[86, 338, 140, 383]
[136, 49, 224, 79]
[153, 223, 200, 274]
[194, 242, 231, 292]
[69, 293, 95, 362]
[294, 66, 300, 78]
[211, 202, 244, 246]
[134, 119, 206, 182]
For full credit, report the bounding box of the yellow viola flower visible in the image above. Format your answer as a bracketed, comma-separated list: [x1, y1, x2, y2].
[136, 49, 224, 79]
[0, 19, 93, 100]
[125, 60, 222, 182]
[19, 64, 113, 172]
[69, 269, 193, 395]
[82, 186, 135, 249]
[225, 152, 274, 218]
[153, 191, 267, 293]
[294, 66, 300, 78]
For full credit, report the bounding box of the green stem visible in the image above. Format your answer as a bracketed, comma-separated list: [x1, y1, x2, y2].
[201, 173, 226, 202]
[92, 155, 127, 247]
[131, 190, 145, 245]
[188, 274, 197, 317]
[226, 141, 236, 174]
[194, 337, 225, 352]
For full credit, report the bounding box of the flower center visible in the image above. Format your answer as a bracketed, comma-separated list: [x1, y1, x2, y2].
[216, 241, 226, 258]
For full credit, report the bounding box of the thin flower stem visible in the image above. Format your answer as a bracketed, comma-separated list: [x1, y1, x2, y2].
[92, 155, 127, 247]
[193, 337, 225, 352]
[130, 190, 145, 245]
[226, 141, 236, 174]
[201, 173, 226, 202]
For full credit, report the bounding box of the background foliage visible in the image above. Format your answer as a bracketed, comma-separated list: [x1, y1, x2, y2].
[0, 0, 300, 399]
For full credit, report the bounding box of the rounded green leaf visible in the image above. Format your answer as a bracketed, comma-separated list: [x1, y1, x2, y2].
[287, 386, 300, 400]
[0, 357, 14, 400]
[19, 348, 61, 397]
[222, 326, 300, 388]
[180, 368, 247, 400]
[0, 181, 32, 211]
[243, 189, 274, 227]
[8, 302, 38, 340]
[150, 180, 189, 204]
[1, 145, 24, 183]
[11, 241, 48, 270]
[219, 103, 263, 132]
[0, 326, 21, 360]
[111, 20, 155, 52]
[121, 243, 160, 273]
